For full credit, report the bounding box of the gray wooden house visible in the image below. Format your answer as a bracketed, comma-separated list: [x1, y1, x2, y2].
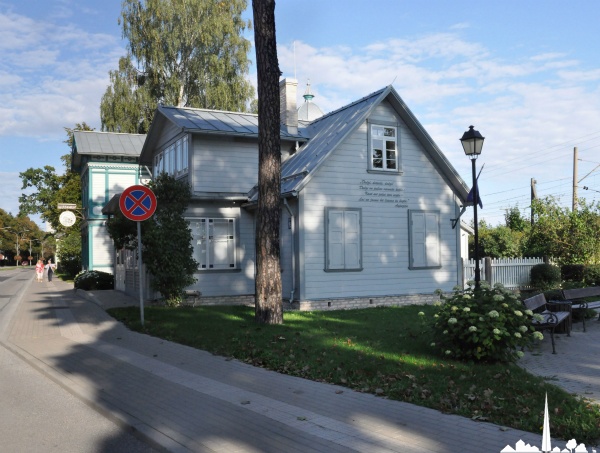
[139, 79, 470, 309]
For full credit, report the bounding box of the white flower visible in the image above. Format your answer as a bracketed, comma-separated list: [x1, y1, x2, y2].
[524, 309, 533, 316]
[479, 317, 484, 322]
[533, 331, 544, 340]
[433, 301, 442, 307]
[434, 314, 439, 318]
[466, 280, 475, 287]
[463, 295, 472, 300]
[493, 282, 505, 289]
[468, 326, 477, 332]
[519, 326, 528, 333]
[493, 328, 501, 335]
[445, 350, 452, 355]
[533, 314, 544, 322]
[488, 310, 500, 318]
[443, 330, 448, 334]
[502, 303, 509, 308]
[493, 295, 505, 302]
[418, 311, 425, 317]
[463, 307, 471, 312]
[448, 318, 458, 324]
[514, 310, 523, 317]
[516, 351, 524, 358]
[451, 306, 458, 312]
[430, 342, 436, 347]
[514, 332, 522, 338]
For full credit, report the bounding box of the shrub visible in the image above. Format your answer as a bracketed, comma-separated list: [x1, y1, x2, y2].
[561, 264, 585, 283]
[530, 263, 561, 290]
[74, 270, 114, 291]
[431, 282, 541, 363]
[583, 265, 600, 286]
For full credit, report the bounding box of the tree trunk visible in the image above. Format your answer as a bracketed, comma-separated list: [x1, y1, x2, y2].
[252, 0, 283, 324]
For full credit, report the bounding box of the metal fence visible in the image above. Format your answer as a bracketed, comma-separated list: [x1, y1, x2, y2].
[463, 257, 546, 290]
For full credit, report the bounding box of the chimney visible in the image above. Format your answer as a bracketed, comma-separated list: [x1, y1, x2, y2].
[279, 78, 298, 135]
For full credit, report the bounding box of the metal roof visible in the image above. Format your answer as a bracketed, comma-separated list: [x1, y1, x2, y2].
[157, 105, 307, 139]
[73, 131, 146, 156]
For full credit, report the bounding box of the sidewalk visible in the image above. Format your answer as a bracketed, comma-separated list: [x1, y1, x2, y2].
[0, 277, 588, 453]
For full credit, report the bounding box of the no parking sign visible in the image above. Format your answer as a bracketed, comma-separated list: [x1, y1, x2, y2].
[119, 185, 157, 221]
[119, 185, 157, 326]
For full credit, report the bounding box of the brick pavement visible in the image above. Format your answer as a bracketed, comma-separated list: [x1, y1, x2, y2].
[2, 277, 593, 452]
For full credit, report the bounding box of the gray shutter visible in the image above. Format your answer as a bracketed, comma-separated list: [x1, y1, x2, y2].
[344, 210, 360, 269]
[328, 210, 345, 269]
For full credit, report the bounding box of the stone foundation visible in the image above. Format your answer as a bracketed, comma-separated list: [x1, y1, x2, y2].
[190, 293, 441, 311]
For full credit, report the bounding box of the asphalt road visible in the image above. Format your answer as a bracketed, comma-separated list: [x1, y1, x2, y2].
[0, 268, 161, 453]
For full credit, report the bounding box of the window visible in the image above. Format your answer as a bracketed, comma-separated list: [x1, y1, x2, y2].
[190, 218, 236, 270]
[325, 208, 362, 271]
[154, 136, 189, 178]
[369, 124, 399, 171]
[409, 210, 441, 269]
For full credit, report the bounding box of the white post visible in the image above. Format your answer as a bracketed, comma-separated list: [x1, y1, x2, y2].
[138, 221, 144, 326]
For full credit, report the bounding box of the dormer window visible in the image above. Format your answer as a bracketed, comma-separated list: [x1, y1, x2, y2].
[154, 135, 188, 178]
[369, 124, 400, 172]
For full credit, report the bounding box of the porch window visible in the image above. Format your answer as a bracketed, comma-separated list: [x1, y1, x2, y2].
[409, 210, 441, 269]
[325, 208, 362, 271]
[190, 218, 236, 270]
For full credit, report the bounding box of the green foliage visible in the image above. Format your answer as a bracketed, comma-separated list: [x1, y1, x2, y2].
[561, 264, 585, 282]
[74, 270, 114, 290]
[431, 282, 540, 362]
[100, 56, 155, 133]
[530, 263, 562, 291]
[477, 222, 523, 258]
[102, 0, 256, 133]
[504, 206, 529, 232]
[57, 229, 82, 278]
[583, 265, 600, 286]
[107, 175, 198, 304]
[523, 196, 600, 265]
[143, 174, 198, 304]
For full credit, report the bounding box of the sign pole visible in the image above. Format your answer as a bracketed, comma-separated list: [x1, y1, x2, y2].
[138, 221, 144, 326]
[119, 184, 157, 327]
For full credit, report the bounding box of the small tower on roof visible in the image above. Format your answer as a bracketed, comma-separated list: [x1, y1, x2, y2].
[297, 79, 323, 122]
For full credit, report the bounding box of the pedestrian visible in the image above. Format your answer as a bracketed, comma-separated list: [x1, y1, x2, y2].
[45, 259, 56, 282]
[35, 259, 44, 282]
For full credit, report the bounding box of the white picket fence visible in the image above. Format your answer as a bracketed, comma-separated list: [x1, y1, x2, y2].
[463, 257, 546, 290]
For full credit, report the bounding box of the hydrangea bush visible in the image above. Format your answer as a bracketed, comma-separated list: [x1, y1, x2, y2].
[431, 282, 543, 362]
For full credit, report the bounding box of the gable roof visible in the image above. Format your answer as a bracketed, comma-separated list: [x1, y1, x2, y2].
[72, 131, 146, 170]
[273, 85, 469, 202]
[139, 105, 307, 165]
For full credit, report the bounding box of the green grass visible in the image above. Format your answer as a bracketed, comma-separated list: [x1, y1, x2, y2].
[108, 304, 600, 445]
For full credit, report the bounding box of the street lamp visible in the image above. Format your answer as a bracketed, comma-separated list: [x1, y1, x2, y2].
[8, 228, 29, 266]
[460, 125, 485, 289]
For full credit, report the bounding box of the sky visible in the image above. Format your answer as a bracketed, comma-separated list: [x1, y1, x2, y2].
[1, 0, 600, 228]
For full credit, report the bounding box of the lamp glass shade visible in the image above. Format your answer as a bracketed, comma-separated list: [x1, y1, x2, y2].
[460, 126, 485, 156]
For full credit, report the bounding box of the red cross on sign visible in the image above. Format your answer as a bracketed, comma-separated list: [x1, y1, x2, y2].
[119, 185, 157, 221]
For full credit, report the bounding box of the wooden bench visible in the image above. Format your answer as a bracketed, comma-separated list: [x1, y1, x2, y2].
[523, 293, 571, 354]
[182, 290, 202, 307]
[562, 286, 600, 332]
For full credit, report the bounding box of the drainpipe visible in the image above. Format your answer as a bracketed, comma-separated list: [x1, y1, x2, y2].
[283, 198, 296, 303]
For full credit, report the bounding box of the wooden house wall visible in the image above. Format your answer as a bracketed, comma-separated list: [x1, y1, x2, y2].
[298, 100, 460, 301]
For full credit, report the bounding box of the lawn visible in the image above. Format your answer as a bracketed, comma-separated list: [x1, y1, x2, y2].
[108, 303, 600, 445]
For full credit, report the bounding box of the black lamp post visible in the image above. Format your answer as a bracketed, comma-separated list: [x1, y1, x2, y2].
[460, 126, 485, 289]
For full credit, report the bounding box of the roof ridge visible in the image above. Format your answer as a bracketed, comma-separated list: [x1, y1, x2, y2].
[307, 86, 388, 126]
[74, 130, 146, 137]
[159, 105, 258, 117]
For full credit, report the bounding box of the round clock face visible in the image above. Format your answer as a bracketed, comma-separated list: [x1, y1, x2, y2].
[59, 210, 77, 227]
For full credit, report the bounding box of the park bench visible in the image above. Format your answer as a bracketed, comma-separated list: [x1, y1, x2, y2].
[523, 293, 571, 354]
[182, 290, 202, 307]
[561, 286, 600, 332]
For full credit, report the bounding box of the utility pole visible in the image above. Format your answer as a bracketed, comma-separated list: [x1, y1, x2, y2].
[572, 146, 578, 211]
[531, 178, 537, 225]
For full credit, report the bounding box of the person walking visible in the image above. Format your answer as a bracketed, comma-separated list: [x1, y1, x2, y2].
[45, 259, 56, 282]
[35, 259, 44, 282]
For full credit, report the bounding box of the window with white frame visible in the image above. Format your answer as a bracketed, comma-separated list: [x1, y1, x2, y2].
[369, 124, 399, 171]
[325, 208, 362, 271]
[190, 218, 236, 270]
[409, 210, 441, 269]
[154, 136, 188, 178]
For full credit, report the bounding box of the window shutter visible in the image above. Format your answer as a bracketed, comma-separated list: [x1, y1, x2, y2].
[328, 210, 345, 269]
[410, 211, 440, 268]
[344, 210, 360, 269]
